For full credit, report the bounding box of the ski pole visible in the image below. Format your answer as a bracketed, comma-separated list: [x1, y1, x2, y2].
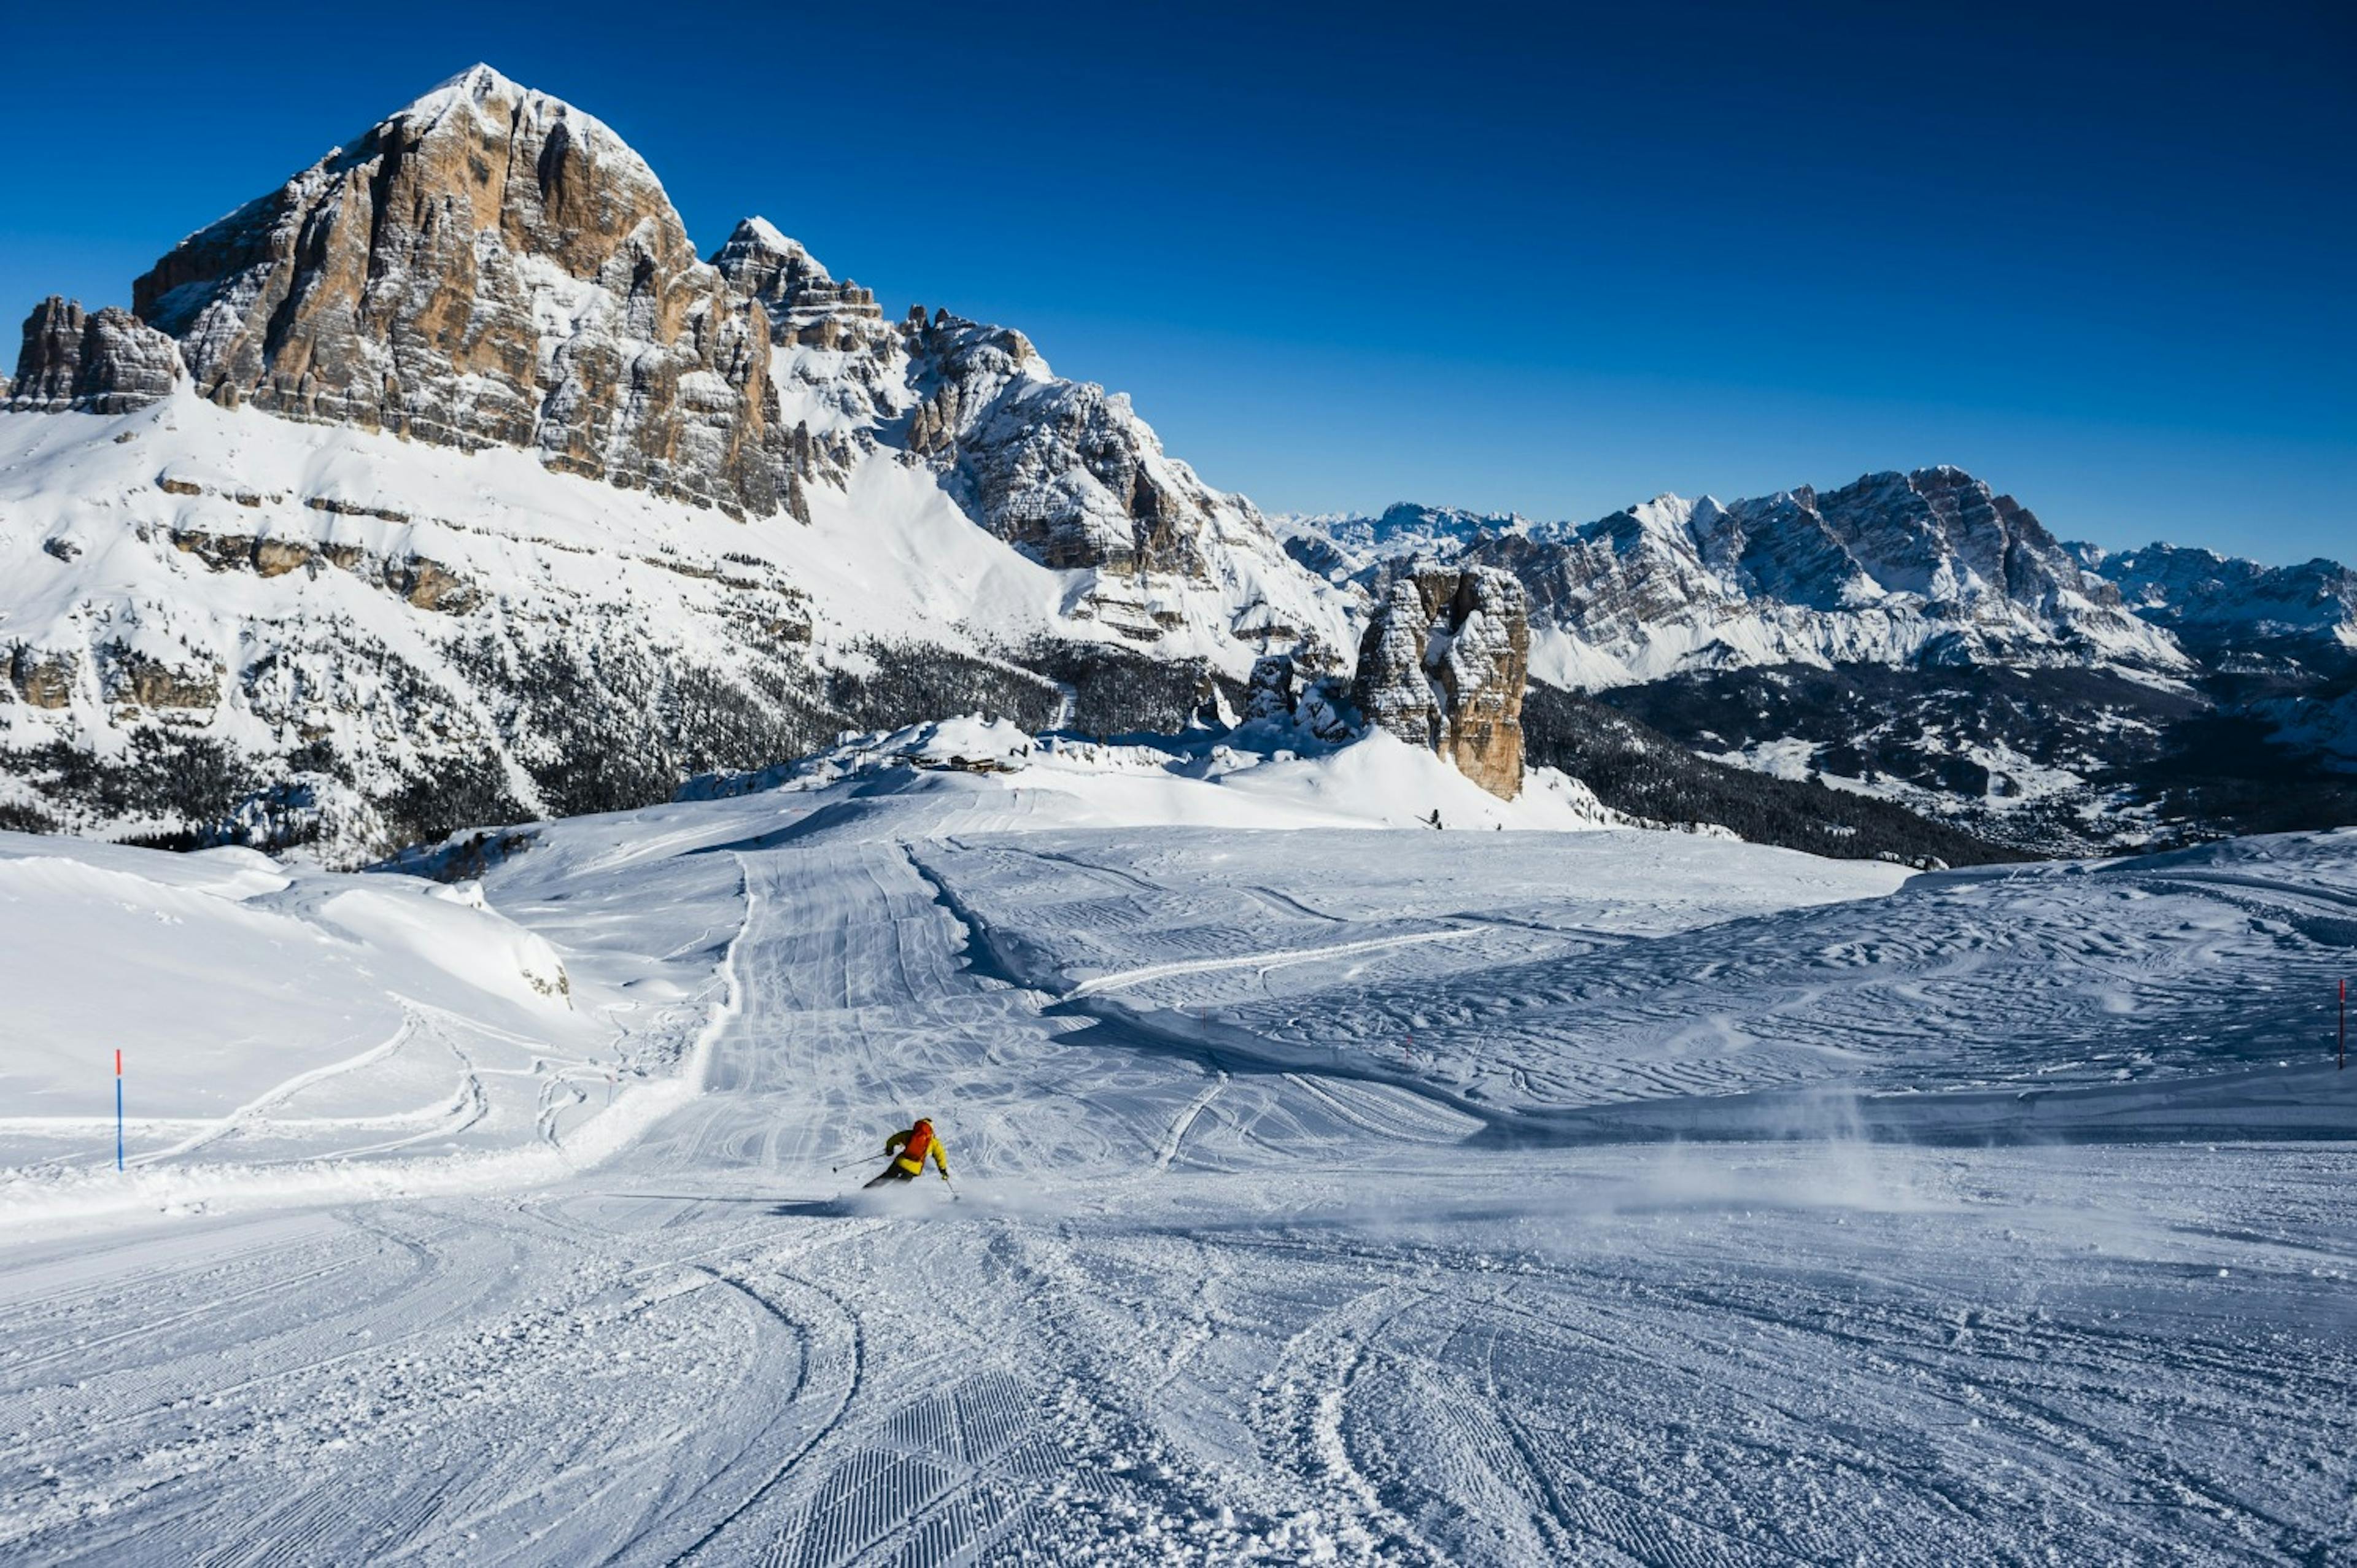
[830, 1152, 894, 1173]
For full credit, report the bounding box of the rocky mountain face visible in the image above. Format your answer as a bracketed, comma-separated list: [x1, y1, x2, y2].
[128, 67, 794, 519]
[1350, 563, 1530, 798]
[894, 307, 1324, 647]
[0, 67, 1366, 862]
[1293, 474, 2355, 853]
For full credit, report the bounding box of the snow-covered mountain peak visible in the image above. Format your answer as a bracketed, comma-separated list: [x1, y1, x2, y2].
[400, 63, 557, 122]
[1622, 493, 1712, 536]
[715, 216, 828, 279]
[732, 214, 796, 252]
[401, 65, 663, 174]
[120, 65, 791, 516]
[1, 69, 1358, 853]
[415, 61, 528, 107]
[712, 218, 843, 296]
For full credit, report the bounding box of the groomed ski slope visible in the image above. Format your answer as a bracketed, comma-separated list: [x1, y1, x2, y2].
[0, 747, 2352, 1563]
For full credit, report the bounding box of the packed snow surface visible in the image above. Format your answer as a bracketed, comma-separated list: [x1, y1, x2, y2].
[0, 759, 2351, 1562]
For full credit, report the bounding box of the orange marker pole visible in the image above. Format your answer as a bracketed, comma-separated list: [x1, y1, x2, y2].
[114, 1049, 124, 1172]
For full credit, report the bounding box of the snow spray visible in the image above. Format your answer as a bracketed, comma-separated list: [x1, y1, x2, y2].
[114, 1049, 123, 1172]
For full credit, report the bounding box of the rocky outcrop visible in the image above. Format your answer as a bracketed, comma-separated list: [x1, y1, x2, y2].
[166, 526, 478, 611]
[130, 66, 793, 517]
[101, 645, 223, 709]
[898, 309, 1249, 581]
[8, 646, 79, 708]
[7, 298, 182, 414]
[1244, 654, 1296, 721]
[713, 217, 883, 350]
[1352, 562, 1528, 797]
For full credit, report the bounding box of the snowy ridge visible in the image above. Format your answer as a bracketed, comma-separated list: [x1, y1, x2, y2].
[1274, 501, 1530, 584]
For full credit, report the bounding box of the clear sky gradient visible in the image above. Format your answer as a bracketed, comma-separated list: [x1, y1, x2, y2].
[2, 1, 2348, 562]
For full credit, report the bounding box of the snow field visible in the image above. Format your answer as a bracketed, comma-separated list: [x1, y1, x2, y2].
[0, 828, 735, 1227]
[0, 764, 2350, 1561]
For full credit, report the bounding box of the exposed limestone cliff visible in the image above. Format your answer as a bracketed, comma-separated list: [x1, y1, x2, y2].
[1352, 562, 1529, 797]
[130, 66, 792, 517]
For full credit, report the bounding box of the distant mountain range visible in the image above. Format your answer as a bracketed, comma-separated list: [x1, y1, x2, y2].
[0, 66, 2345, 865]
[1280, 479, 2356, 852]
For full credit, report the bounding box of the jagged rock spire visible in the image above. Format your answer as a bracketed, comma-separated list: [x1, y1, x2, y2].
[1352, 561, 1530, 798]
[7, 297, 182, 413]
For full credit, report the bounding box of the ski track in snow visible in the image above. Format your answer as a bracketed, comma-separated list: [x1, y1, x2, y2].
[1067, 929, 1483, 1000]
[0, 801, 2353, 1564]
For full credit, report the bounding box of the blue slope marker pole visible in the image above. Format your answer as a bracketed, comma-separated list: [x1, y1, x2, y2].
[115, 1048, 124, 1171]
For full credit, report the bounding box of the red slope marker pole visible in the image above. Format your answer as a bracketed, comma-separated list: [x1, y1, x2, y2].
[115, 1049, 124, 1172]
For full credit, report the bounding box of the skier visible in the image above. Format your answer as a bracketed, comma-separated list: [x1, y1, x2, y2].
[864, 1116, 952, 1188]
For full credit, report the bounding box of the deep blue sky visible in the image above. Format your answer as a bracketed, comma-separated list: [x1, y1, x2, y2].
[4, 1, 2349, 562]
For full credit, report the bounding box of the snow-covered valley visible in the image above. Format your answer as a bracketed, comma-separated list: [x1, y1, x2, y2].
[2, 741, 2350, 1563]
